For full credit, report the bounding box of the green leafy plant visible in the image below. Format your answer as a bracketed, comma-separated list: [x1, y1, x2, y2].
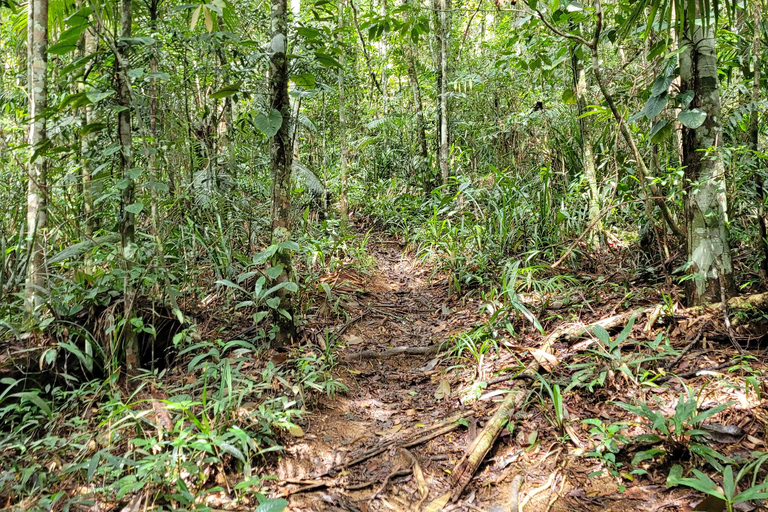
[615, 384, 733, 471]
[666, 464, 768, 512]
[581, 418, 631, 478]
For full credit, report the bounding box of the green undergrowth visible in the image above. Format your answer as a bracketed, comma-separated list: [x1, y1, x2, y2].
[0, 331, 345, 511]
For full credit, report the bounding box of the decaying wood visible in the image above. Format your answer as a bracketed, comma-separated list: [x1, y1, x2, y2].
[342, 344, 439, 361]
[450, 387, 526, 502]
[547, 291, 768, 344]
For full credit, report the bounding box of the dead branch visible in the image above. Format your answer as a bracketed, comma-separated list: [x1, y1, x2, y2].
[546, 291, 768, 345]
[341, 411, 470, 470]
[509, 475, 524, 512]
[450, 387, 526, 502]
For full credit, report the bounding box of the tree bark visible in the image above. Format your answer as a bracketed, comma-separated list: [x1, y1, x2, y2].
[571, 43, 602, 247]
[437, 0, 449, 185]
[269, 0, 296, 346]
[403, 0, 428, 189]
[25, 0, 48, 315]
[81, 26, 98, 240]
[115, 0, 140, 375]
[680, 13, 734, 304]
[750, 1, 768, 277]
[339, 0, 349, 225]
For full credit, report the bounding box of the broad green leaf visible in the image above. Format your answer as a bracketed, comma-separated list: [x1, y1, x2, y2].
[265, 266, 284, 280]
[255, 498, 288, 512]
[651, 120, 674, 143]
[216, 279, 248, 293]
[651, 71, 675, 97]
[314, 51, 343, 69]
[87, 451, 101, 483]
[12, 391, 52, 416]
[291, 73, 316, 88]
[644, 94, 668, 120]
[592, 325, 611, 345]
[190, 4, 202, 30]
[85, 90, 115, 104]
[147, 72, 170, 80]
[218, 442, 245, 462]
[47, 40, 79, 55]
[125, 203, 144, 215]
[119, 37, 156, 46]
[203, 5, 213, 32]
[678, 109, 707, 129]
[253, 109, 283, 138]
[678, 90, 695, 109]
[210, 82, 242, 99]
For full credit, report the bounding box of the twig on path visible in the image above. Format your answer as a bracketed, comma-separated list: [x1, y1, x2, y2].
[342, 345, 440, 361]
[664, 320, 709, 371]
[343, 412, 470, 469]
[509, 475, 524, 512]
[368, 468, 413, 501]
[519, 471, 559, 511]
[656, 359, 739, 383]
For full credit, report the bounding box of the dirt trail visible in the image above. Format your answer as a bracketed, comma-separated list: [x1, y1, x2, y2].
[276, 243, 501, 511]
[272, 241, 686, 512]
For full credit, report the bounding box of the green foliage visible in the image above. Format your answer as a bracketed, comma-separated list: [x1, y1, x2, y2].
[614, 384, 734, 471]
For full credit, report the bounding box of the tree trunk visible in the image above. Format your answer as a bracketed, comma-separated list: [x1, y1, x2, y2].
[81, 26, 98, 240]
[680, 14, 734, 305]
[380, 0, 388, 114]
[571, 44, 602, 247]
[339, 0, 349, 225]
[25, 0, 48, 315]
[750, 1, 768, 277]
[404, 0, 428, 189]
[436, 0, 449, 185]
[269, 0, 296, 346]
[115, 0, 140, 374]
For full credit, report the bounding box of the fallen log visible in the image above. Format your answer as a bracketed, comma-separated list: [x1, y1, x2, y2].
[546, 292, 768, 344]
[450, 387, 527, 502]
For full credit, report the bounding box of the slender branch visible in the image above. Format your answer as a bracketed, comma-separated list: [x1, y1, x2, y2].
[535, 9, 591, 47]
[349, 0, 383, 95]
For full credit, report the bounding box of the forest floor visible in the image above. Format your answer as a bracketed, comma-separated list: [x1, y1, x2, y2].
[265, 230, 768, 512]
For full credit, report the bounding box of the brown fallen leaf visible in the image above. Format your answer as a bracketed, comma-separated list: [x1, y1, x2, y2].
[528, 348, 559, 372]
[434, 379, 451, 400]
[344, 334, 364, 345]
[375, 424, 402, 436]
[423, 492, 451, 512]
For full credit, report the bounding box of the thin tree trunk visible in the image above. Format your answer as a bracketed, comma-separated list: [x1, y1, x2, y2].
[116, 0, 140, 375]
[380, 0, 388, 114]
[536, 5, 685, 246]
[404, 0, 428, 189]
[269, 0, 296, 346]
[751, 1, 768, 277]
[571, 43, 602, 247]
[25, 0, 48, 314]
[437, 0, 449, 184]
[339, 0, 349, 225]
[81, 27, 98, 239]
[680, 12, 734, 304]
